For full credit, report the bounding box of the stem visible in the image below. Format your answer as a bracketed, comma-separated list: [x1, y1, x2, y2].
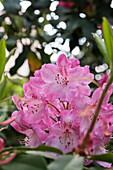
[81, 75, 113, 151]
[0, 145, 63, 155]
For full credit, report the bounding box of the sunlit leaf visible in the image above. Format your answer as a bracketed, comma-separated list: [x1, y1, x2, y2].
[0, 0, 3, 4]
[0, 76, 7, 100]
[102, 17, 113, 66]
[0, 39, 6, 80]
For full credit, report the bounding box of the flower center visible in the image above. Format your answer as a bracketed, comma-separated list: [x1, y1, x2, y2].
[55, 74, 69, 85]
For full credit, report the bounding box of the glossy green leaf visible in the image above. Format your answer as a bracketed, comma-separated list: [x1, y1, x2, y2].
[0, 76, 7, 100]
[0, 39, 6, 80]
[1, 153, 48, 170]
[26, 151, 56, 160]
[90, 153, 113, 163]
[48, 155, 84, 170]
[92, 33, 110, 65]
[102, 17, 113, 65]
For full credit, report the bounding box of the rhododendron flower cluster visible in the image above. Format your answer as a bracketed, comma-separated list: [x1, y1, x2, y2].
[11, 54, 113, 168]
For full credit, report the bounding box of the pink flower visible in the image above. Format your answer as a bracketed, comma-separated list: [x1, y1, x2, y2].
[58, 1, 74, 8]
[77, 86, 113, 166]
[40, 54, 93, 100]
[46, 110, 80, 154]
[98, 72, 109, 86]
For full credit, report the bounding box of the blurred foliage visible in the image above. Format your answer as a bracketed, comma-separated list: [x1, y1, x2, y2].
[0, 0, 112, 76]
[0, 0, 112, 152]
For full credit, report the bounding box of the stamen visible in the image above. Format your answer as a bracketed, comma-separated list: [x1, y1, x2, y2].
[47, 102, 60, 113]
[66, 102, 69, 110]
[61, 101, 65, 109]
[50, 116, 57, 122]
[71, 76, 101, 88]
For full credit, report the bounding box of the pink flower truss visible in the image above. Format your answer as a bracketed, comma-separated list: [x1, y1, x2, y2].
[11, 54, 113, 168]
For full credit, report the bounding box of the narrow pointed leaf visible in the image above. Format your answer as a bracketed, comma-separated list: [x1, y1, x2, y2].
[0, 76, 7, 100]
[102, 17, 113, 64]
[92, 33, 110, 65]
[90, 153, 113, 163]
[0, 39, 6, 80]
[6, 48, 16, 63]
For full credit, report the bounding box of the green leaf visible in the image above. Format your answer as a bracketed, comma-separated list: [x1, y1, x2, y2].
[0, 39, 6, 80]
[26, 151, 56, 160]
[90, 153, 113, 163]
[48, 155, 84, 170]
[102, 17, 113, 65]
[6, 48, 16, 63]
[92, 33, 110, 65]
[1, 145, 63, 155]
[0, 0, 3, 4]
[37, 145, 63, 155]
[1, 153, 48, 170]
[0, 112, 6, 123]
[0, 76, 7, 100]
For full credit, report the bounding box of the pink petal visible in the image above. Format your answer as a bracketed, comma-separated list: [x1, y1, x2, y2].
[0, 138, 4, 152]
[41, 64, 58, 83]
